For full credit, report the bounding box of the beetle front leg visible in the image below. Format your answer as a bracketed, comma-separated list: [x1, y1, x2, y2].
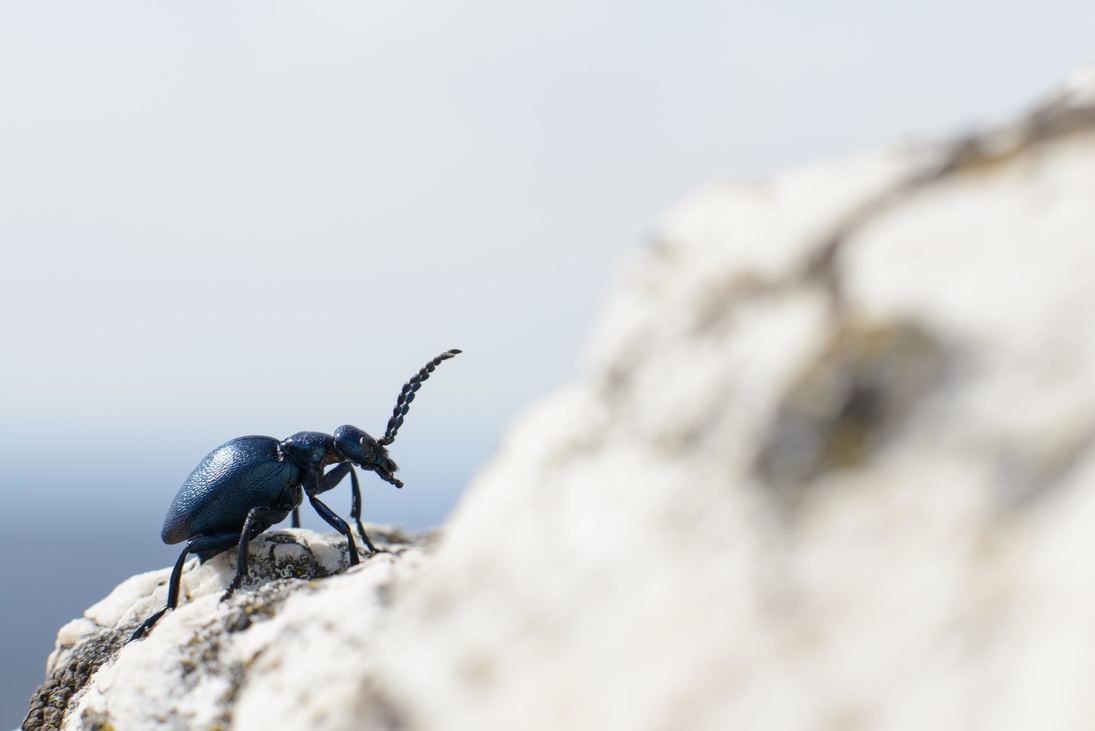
[307, 494, 360, 566]
[320, 463, 382, 554]
[346, 467, 382, 554]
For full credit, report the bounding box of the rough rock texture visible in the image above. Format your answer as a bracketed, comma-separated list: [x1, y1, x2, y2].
[24, 527, 423, 731]
[28, 68, 1095, 729]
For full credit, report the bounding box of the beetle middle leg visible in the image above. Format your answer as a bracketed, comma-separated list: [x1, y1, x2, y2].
[128, 532, 241, 642]
[222, 506, 285, 600]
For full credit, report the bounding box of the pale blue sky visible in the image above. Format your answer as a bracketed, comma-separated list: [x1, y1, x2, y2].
[2, 1, 1094, 724]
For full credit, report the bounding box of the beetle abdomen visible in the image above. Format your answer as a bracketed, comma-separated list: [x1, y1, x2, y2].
[160, 435, 299, 544]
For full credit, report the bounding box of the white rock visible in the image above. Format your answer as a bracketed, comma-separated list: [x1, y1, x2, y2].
[25, 68, 1095, 731]
[371, 70, 1095, 731]
[24, 527, 421, 731]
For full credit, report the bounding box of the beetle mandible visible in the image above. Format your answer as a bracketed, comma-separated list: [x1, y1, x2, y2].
[129, 348, 461, 641]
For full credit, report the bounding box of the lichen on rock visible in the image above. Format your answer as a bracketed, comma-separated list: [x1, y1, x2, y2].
[24, 527, 422, 731]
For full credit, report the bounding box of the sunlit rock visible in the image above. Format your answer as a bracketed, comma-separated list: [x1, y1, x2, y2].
[25, 68, 1095, 730]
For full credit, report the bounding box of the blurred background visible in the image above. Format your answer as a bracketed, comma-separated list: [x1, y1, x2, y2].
[1, 0, 1093, 725]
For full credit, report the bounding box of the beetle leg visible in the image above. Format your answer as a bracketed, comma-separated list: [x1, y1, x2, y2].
[346, 466, 383, 554]
[291, 508, 301, 528]
[128, 532, 240, 642]
[222, 506, 284, 600]
[307, 494, 360, 566]
[320, 463, 381, 554]
[319, 462, 352, 493]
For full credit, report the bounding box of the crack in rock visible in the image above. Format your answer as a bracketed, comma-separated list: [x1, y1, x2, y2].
[804, 73, 1095, 312]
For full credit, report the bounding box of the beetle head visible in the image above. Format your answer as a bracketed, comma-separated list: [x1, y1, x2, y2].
[333, 425, 402, 487]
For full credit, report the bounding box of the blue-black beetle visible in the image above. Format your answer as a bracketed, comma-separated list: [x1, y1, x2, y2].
[129, 349, 461, 641]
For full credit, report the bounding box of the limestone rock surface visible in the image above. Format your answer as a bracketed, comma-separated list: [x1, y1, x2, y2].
[26, 68, 1095, 730]
[371, 69, 1095, 731]
[23, 527, 423, 731]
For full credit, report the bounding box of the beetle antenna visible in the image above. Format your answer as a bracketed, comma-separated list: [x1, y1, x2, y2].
[378, 349, 462, 446]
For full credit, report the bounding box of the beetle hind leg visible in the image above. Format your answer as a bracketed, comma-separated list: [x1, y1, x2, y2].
[128, 532, 240, 642]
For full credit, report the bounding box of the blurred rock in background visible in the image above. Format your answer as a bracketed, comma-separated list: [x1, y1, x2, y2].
[26, 68, 1095, 730]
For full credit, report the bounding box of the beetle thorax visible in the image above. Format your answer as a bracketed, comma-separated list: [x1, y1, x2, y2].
[279, 431, 340, 471]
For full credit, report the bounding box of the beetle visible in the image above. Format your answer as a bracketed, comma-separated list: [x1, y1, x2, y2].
[129, 349, 461, 641]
